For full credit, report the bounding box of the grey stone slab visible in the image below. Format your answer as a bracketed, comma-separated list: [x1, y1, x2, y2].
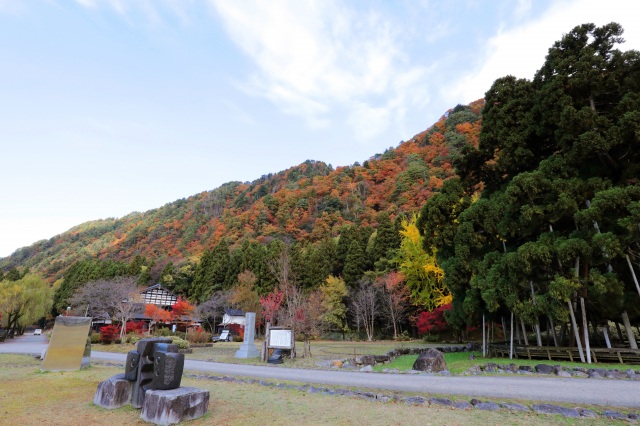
[93, 373, 132, 409]
[602, 410, 626, 420]
[500, 402, 530, 412]
[474, 401, 500, 411]
[452, 401, 472, 409]
[428, 397, 453, 407]
[532, 404, 580, 418]
[140, 387, 209, 426]
[576, 407, 599, 418]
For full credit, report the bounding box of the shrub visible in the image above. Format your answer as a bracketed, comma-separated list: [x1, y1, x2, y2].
[394, 330, 411, 341]
[154, 327, 172, 337]
[124, 321, 146, 335]
[416, 303, 452, 335]
[100, 325, 119, 344]
[186, 328, 212, 344]
[90, 332, 101, 344]
[124, 332, 143, 345]
[166, 335, 190, 349]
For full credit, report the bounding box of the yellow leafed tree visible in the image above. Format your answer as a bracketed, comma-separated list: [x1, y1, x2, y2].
[393, 215, 450, 310]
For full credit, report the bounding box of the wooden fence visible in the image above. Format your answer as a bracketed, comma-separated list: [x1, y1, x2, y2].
[489, 343, 640, 364]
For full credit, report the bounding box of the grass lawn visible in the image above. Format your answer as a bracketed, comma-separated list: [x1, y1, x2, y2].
[374, 351, 638, 374]
[0, 353, 628, 425]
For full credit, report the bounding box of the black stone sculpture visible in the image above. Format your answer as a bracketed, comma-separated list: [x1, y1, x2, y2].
[94, 336, 209, 424]
[125, 338, 185, 408]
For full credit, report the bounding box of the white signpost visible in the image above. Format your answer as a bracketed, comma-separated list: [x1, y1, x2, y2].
[262, 325, 295, 361]
[269, 328, 294, 349]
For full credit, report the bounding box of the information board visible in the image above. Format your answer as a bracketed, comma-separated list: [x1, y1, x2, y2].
[268, 328, 293, 349]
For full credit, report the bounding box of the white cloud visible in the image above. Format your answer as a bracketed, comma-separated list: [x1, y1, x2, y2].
[209, 0, 429, 141]
[444, 0, 640, 105]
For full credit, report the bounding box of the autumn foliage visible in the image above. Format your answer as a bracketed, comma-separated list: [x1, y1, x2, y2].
[416, 303, 452, 335]
[9, 99, 484, 284]
[99, 325, 120, 344]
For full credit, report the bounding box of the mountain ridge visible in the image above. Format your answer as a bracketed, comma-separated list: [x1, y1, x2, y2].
[1, 99, 484, 282]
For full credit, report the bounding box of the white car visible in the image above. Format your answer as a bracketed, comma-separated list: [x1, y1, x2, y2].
[33, 329, 42, 335]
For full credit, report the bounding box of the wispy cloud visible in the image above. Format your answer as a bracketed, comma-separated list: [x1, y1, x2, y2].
[444, 0, 640, 105]
[209, 0, 429, 141]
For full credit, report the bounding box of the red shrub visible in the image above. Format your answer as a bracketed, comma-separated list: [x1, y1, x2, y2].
[125, 321, 145, 335]
[100, 325, 120, 344]
[416, 303, 452, 335]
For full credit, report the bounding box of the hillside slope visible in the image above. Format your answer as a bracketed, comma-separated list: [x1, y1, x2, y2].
[1, 100, 483, 282]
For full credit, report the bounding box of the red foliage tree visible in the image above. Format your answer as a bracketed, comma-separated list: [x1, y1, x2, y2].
[259, 289, 284, 324]
[416, 303, 452, 335]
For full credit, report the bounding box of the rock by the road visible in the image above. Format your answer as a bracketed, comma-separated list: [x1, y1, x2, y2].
[412, 348, 446, 373]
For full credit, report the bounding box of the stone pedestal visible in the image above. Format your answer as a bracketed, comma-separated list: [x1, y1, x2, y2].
[93, 374, 133, 409]
[140, 387, 210, 425]
[235, 312, 260, 358]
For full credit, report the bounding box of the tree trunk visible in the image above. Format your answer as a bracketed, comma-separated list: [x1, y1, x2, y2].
[580, 297, 591, 364]
[529, 281, 542, 346]
[549, 318, 558, 347]
[615, 322, 624, 341]
[626, 254, 640, 298]
[622, 311, 638, 349]
[482, 315, 486, 357]
[501, 317, 507, 342]
[509, 311, 514, 360]
[603, 324, 612, 349]
[520, 319, 529, 346]
[559, 322, 567, 346]
[515, 317, 521, 344]
[568, 300, 586, 363]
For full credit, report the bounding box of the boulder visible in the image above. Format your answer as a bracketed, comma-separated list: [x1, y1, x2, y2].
[360, 355, 376, 366]
[535, 364, 554, 374]
[93, 373, 132, 409]
[412, 349, 446, 373]
[140, 387, 209, 426]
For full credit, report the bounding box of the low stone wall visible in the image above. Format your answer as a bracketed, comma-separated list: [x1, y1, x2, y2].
[464, 362, 640, 379]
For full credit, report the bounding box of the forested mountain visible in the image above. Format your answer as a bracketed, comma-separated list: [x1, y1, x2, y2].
[0, 99, 483, 286]
[3, 23, 639, 348]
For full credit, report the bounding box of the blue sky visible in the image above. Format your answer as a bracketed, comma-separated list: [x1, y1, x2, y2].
[1, 0, 639, 258]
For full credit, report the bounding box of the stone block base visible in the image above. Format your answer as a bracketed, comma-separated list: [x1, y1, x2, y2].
[141, 387, 210, 425]
[93, 373, 132, 409]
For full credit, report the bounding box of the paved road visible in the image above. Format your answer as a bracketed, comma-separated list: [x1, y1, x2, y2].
[2, 334, 639, 408]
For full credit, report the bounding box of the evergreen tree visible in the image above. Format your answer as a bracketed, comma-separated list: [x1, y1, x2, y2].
[343, 240, 367, 288]
[372, 212, 396, 271]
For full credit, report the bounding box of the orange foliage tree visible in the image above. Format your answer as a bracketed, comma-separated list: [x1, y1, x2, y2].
[171, 298, 195, 321]
[144, 304, 172, 334]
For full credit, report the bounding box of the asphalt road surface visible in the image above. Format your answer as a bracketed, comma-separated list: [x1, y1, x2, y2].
[2, 334, 639, 408]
